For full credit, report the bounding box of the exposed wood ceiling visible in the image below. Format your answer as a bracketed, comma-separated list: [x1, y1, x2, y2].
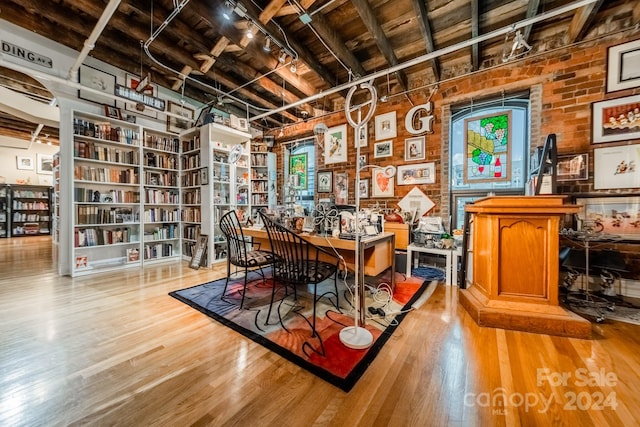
[0, 0, 636, 146]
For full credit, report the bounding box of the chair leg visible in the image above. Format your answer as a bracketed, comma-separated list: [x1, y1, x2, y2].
[240, 267, 248, 309]
[222, 260, 231, 299]
[265, 271, 279, 325]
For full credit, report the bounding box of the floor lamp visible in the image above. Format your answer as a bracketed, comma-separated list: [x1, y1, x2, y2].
[339, 81, 378, 349]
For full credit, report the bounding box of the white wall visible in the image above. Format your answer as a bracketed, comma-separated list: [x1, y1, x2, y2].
[0, 141, 58, 186]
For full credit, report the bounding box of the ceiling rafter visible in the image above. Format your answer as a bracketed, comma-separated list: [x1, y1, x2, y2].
[411, 0, 440, 80]
[522, 0, 542, 42]
[470, 0, 479, 71]
[567, 0, 605, 43]
[350, 0, 409, 93]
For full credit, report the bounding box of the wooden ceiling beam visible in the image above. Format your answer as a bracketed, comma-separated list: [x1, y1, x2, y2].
[567, 0, 605, 43]
[522, 0, 541, 42]
[350, 0, 409, 92]
[411, 0, 440, 80]
[470, 0, 479, 72]
[634, 2, 640, 23]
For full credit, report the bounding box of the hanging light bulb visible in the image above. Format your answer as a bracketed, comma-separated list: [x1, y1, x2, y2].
[290, 60, 297, 73]
[263, 37, 271, 52]
[246, 23, 254, 39]
[278, 51, 287, 64]
[222, 0, 234, 20]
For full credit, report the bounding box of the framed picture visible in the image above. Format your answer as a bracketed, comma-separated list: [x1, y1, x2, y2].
[334, 172, 349, 204]
[557, 153, 589, 181]
[607, 38, 640, 93]
[289, 153, 308, 189]
[104, 105, 122, 120]
[317, 170, 332, 192]
[374, 140, 393, 158]
[372, 168, 394, 197]
[37, 153, 54, 175]
[38, 175, 53, 186]
[404, 136, 426, 161]
[591, 94, 640, 144]
[124, 73, 159, 119]
[594, 144, 640, 190]
[324, 124, 348, 164]
[463, 110, 511, 183]
[575, 196, 640, 240]
[200, 167, 209, 185]
[78, 64, 116, 106]
[358, 154, 367, 169]
[375, 111, 397, 140]
[355, 125, 367, 147]
[16, 156, 34, 170]
[167, 101, 195, 133]
[358, 178, 369, 198]
[397, 162, 436, 185]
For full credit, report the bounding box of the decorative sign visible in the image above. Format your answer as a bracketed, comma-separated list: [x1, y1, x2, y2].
[1, 41, 52, 68]
[189, 235, 208, 269]
[115, 84, 166, 111]
[405, 102, 435, 134]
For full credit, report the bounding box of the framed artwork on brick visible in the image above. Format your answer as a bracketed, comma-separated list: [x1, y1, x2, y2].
[557, 154, 588, 181]
[607, 38, 640, 93]
[594, 144, 640, 189]
[592, 94, 640, 143]
[463, 111, 511, 183]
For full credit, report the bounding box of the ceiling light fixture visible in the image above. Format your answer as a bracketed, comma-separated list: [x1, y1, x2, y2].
[278, 51, 287, 64]
[222, 0, 234, 20]
[263, 37, 271, 52]
[290, 60, 297, 73]
[246, 23, 254, 39]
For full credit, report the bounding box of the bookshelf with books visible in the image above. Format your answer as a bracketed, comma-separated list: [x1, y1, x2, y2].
[200, 122, 252, 265]
[68, 111, 142, 276]
[0, 184, 9, 238]
[142, 130, 181, 263]
[10, 185, 52, 236]
[179, 127, 202, 261]
[51, 153, 60, 246]
[250, 142, 276, 220]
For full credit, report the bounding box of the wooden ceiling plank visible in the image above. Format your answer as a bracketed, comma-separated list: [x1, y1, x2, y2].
[522, 0, 541, 42]
[470, 0, 479, 72]
[411, 0, 440, 81]
[567, 0, 605, 43]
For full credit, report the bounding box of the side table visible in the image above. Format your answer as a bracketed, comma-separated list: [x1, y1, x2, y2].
[406, 243, 456, 286]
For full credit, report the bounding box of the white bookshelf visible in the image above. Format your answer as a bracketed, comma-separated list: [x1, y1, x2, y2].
[179, 127, 202, 261]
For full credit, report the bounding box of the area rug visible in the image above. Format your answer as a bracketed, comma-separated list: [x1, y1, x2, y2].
[169, 269, 435, 391]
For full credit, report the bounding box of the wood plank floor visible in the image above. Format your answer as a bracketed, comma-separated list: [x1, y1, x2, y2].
[1, 237, 639, 426]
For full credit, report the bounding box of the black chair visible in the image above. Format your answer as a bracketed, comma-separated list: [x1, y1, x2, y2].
[258, 211, 341, 340]
[219, 210, 275, 308]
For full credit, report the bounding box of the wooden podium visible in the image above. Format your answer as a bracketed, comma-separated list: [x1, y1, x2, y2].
[459, 195, 591, 338]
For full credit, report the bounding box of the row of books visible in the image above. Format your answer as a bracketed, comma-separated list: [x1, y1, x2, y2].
[74, 188, 140, 203]
[13, 213, 49, 221]
[144, 152, 178, 169]
[75, 227, 135, 247]
[251, 153, 268, 166]
[180, 170, 202, 187]
[143, 242, 174, 259]
[76, 206, 137, 225]
[143, 208, 181, 223]
[74, 165, 138, 184]
[74, 140, 139, 165]
[181, 207, 201, 223]
[182, 189, 201, 205]
[251, 181, 269, 192]
[145, 189, 179, 204]
[144, 224, 178, 241]
[144, 171, 178, 187]
[181, 136, 201, 152]
[183, 224, 200, 240]
[143, 134, 179, 153]
[13, 201, 49, 210]
[74, 118, 139, 145]
[181, 152, 200, 170]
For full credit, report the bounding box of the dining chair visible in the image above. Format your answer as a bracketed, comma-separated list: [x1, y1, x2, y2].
[219, 210, 275, 308]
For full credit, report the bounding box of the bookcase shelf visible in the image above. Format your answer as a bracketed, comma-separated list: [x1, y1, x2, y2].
[10, 185, 52, 236]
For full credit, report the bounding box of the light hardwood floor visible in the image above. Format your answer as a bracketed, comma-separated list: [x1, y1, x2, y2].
[1, 236, 639, 426]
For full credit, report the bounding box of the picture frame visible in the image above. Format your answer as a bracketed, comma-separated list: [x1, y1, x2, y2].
[104, 105, 122, 120]
[375, 111, 397, 140]
[124, 73, 159, 119]
[16, 156, 34, 170]
[324, 124, 348, 165]
[334, 172, 349, 204]
[607, 38, 640, 93]
[591, 94, 640, 144]
[358, 178, 369, 198]
[397, 162, 436, 185]
[317, 170, 332, 192]
[358, 154, 367, 169]
[374, 140, 393, 158]
[37, 153, 54, 175]
[200, 167, 209, 185]
[463, 110, 511, 183]
[371, 168, 394, 197]
[593, 144, 640, 190]
[557, 153, 589, 181]
[575, 196, 640, 240]
[167, 101, 195, 133]
[404, 136, 426, 161]
[355, 125, 367, 147]
[78, 64, 116, 106]
[289, 153, 308, 189]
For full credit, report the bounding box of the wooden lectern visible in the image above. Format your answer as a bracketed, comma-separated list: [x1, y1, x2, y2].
[459, 195, 591, 338]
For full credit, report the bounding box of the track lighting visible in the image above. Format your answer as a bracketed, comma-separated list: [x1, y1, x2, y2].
[278, 51, 287, 64]
[263, 37, 271, 52]
[222, 0, 234, 20]
[246, 23, 254, 39]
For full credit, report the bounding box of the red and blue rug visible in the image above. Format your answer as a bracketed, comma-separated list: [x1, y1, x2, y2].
[169, 269, 437, 391]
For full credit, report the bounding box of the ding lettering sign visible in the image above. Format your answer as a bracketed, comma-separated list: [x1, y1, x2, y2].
[405, 102, 435, 135]
[115, 84, 166, 111]
[1, 41, 52, 68]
